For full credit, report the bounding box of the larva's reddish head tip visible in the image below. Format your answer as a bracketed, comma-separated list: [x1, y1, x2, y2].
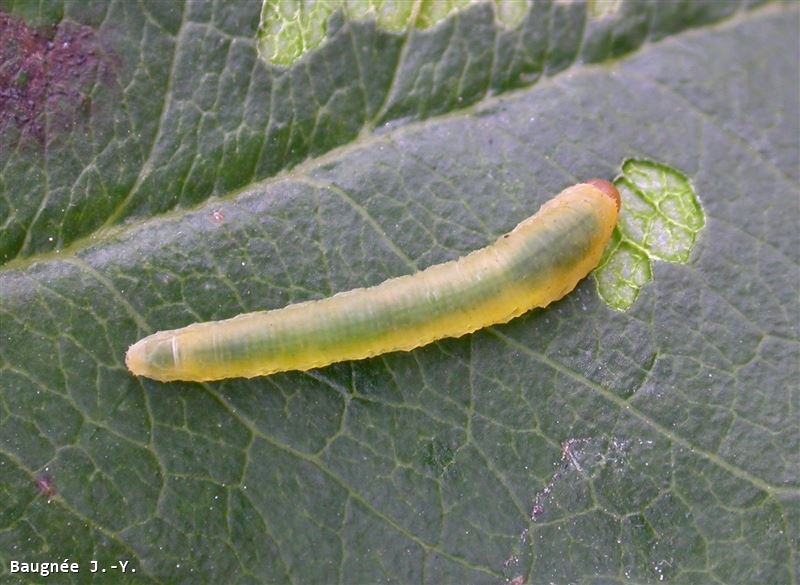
[586, 179, 621, 211]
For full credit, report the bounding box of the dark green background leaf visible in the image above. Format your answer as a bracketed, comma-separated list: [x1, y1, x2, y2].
[1, 1, 797, 584]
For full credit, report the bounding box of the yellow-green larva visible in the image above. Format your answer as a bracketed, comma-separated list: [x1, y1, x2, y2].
[126, 180, 621, 382]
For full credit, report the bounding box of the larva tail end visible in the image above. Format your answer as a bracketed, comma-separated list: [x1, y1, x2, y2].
[125, 340, 147, 377]
[125, 334, 182, 381]
[586, 179, 621, 211]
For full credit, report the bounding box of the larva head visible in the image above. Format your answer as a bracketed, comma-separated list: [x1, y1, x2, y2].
[585, 179, 621, 211]
[126, 335, 177, 381]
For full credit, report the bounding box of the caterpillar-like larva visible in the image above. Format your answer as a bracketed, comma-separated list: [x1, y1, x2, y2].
[126, 180, 620, 382]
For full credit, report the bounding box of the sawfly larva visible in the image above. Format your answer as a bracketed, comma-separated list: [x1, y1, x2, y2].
[126, 180, 620, 382]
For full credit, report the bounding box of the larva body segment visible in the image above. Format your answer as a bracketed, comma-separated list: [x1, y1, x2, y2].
[126, 181, 620, 382]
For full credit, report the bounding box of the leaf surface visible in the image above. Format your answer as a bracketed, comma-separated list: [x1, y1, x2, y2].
[1, 2, 798, 584]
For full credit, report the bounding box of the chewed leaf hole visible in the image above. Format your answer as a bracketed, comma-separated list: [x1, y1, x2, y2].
[596, 159, 705, 311]
[257, 1, 532, 66]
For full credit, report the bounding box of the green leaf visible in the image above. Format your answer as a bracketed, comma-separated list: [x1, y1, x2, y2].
[597, 159, 706, 310]
[1, 1, 797, 584]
